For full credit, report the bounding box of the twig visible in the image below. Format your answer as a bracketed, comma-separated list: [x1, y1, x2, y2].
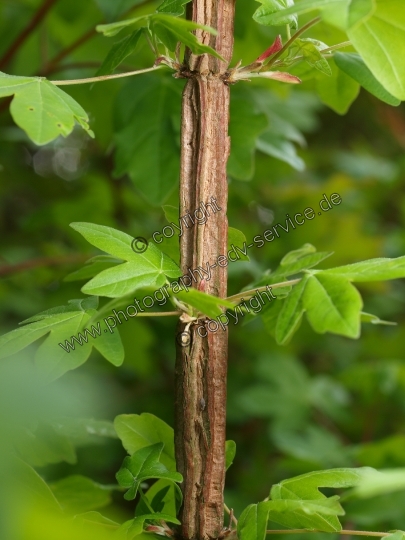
[224, 503, 238, 526]
[39, 0, 155, 77]
[0, 0, 58, 70]
[265, 17, 321, 69]
[50, 65, 165, 85]
[266, 530, 390, 538]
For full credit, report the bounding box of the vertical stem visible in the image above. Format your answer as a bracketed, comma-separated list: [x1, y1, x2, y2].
[174, 1, 235, 540]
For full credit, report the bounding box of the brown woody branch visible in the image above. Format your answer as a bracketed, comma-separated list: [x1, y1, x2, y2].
[0, 0, 58, 70]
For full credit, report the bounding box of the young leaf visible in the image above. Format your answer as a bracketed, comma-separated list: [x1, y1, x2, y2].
[291, 39, 332, 76]
[225, 440, 236, 470]
[116, 443, 183, 500]
[96, 29, 142, 76]
[347, 0, 405, 101]
[334, 53, 401, 107]
[255, 0, 347, 26]
[361, 312, 396, 326]
[173, 288, 236, 318]
[303, 273, 363, 338]
[320, 256, 405, 282]
[0, 72, 93, 145]
[275, 275, 307, 345]
[157, 0, 193, 17]
[228, 228, 249, 261]
[253, 0, 298, 28]
[70, 222, 181, 297]
[128, 513, 180, 538]
[50, 475, 113, 514]
[114, 413, 176, 470]
[150, 15, 224, 59]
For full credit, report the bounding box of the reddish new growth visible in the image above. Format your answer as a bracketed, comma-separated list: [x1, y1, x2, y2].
[256, 35, 283, 62]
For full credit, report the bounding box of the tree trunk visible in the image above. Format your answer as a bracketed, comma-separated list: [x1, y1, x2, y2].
[174, 1, 235, 540]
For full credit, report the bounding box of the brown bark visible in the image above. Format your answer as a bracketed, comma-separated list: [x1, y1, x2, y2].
[174, 1, 235, 540]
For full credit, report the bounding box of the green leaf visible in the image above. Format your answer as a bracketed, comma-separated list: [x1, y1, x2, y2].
[228, 87, 268, 180]
[253, 0, 298, 28]
[116, 443, 183, 500]
[114, 413, 176, 470]
[350, 468, 405, 499]
[334, 53, 401, 106]
[0, 72, 93, 145]
[0, 310, 88, 360]
[256, 133, 305, 171]
[70, 222, 181, 297]
[275, 275, 307, 345]
[280, 243, 316, 265]
[256, 0, 347, 26]
[320, 256, 405, 281]
[50, 475, 113, 514]
[315, 57, 360, 114]
[225, 440, 236, 470]
[14, 424, 76, 467]
[51, 417, 118, 443]
[347, 0, 405, 100]
[97, 15, 149, 37]
[96, 30, 142, 76]
[291, 39, 332, 76]
[64, 256, 122, 282]
[114, 72, 182, 205]
[238, 498, 344, 540]
[157, 0, 193, 16]
[73, 511, 120, 529]
[10, 457, 62, 513]
[173, 288, 236, 318]
[385, 533, 405, 540]
[136, 480, 181, 517]
[97, 13, 223, 59]
[0, 299, 124, 379]
[228, 228, 249, 261]
[303, 273, 362, 338]
[150, 15, 223, 59]
[238, 503, 269, 540]
[361, 312, 396, 326]
[270, 467, 375, 532]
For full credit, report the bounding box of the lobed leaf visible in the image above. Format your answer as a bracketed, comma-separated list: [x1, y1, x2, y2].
[116, 443, 183, 500]
[0, 72, 93, 145]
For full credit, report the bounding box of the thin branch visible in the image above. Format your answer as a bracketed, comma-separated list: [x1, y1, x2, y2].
[0, 254, 89, 277]
[50, 65, 165, 85]
[266, 530, 390, 538]
[0, 0, 58, 70]
[40, 27, 97, 76]
[40, 0, 155, 77]
[224, 503, 238, 526]
[226, 279, 301, 304]
[264, 17, 321, 69]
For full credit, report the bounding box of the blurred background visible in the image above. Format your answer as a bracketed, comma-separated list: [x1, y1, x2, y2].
[1, 0, 405, 538]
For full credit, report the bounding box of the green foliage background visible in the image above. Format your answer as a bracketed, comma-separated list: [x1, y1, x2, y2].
[1, 0, 405, 538]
